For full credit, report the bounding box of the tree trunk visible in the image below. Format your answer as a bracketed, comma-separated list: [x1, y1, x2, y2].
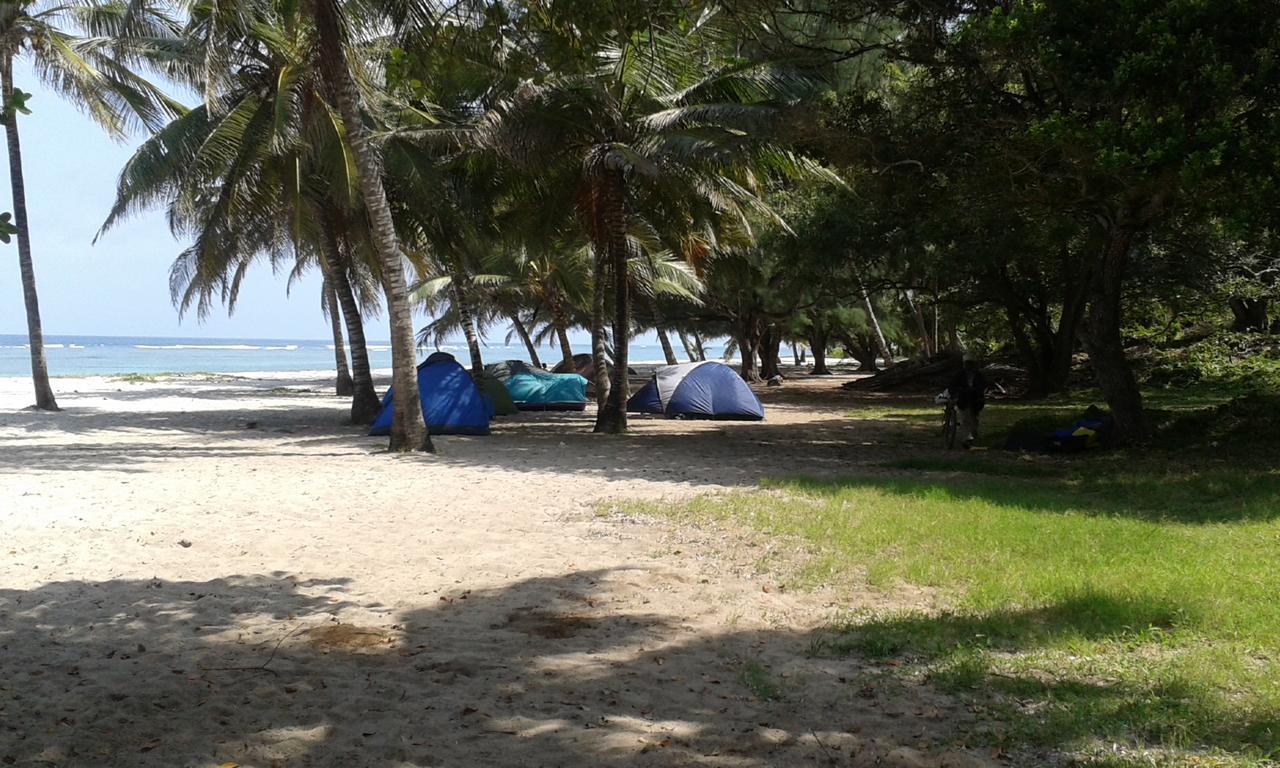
[319, 214, 380, 424]
[2, 57, 57, 411]
[590, 163, 630, 434]
[549, 292, 575, 369]
[808, 330, 831, 375]
[678, 331, 697, 363]
[1082, 228, 1148, 442]
[859, 278, 892, 368]
[655, 326, 678, 365]
[556, 324, 575, 368]
[448, 261, 484, 373]
[510, 311, 541, 367]
[791, 342, 801, 366]
[313, 0, 428, 452]
[840, 333, 879, 372]
[590, 248, 611, 408]
[692, 331, 707, 361]
[905, 290, 934, 357]
[648, 301, 679, 366]
[323, 278, 354, 396]
[600, 232, 631, 433]
[759, 324, 782, 380]
[737, 320, 762, 382]
[1229, 298, 1269, 333]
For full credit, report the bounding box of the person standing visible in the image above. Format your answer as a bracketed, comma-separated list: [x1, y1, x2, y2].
[948, 355, 989, 448]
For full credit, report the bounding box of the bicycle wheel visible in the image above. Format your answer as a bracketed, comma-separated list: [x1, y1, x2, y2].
[943, 404, 958, 449]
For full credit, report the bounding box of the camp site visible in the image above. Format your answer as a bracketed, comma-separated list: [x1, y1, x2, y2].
[1, 1, 1279, 766]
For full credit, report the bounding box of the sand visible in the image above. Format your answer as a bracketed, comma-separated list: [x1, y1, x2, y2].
[0, 370, 990, 767]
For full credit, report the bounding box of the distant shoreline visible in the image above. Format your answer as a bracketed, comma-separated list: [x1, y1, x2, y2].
[0, 334, 733, 378]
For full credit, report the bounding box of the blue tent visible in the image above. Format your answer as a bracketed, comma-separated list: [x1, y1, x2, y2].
[484, 360, 588, 411]
[628, 361, 764, 421]
[369, 354, 491, 436]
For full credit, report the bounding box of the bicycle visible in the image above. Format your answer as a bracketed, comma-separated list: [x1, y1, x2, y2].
[937, 391, 958, 449]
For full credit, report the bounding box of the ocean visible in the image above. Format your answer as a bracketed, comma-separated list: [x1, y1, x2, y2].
[0, 334, 730, 377]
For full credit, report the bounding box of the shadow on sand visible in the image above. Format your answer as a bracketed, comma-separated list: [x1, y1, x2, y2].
[0, 382, 929, 488]
[1, 570, 975, 767]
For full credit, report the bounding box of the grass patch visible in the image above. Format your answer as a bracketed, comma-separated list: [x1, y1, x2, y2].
[110, 371, 244, 384]
[738, 660, 781, 701]
[111, 372, 169, 383]
[880, 456, 1065, 478]
[642, 388, 1280, 764]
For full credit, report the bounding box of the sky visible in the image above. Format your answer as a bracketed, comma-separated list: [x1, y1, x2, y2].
[0, 62, 343, 340]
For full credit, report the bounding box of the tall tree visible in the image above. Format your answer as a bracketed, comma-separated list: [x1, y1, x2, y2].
[0, 0, 181, 409]
[298, 0, 432, 450]
[98, 1, 387, 424]
[471, 12, 829, 430]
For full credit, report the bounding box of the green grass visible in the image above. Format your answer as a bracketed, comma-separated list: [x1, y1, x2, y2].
[110, 371, 244, 384]
[634, 390, 1280, 765]
[738, 660, 782, 701]
[111, 372, 170, 383]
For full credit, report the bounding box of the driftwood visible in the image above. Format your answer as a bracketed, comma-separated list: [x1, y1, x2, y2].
[843, 354, 962, 392]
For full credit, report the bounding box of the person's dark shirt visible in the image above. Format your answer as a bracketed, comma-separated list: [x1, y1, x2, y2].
[948, 368, 988, 410]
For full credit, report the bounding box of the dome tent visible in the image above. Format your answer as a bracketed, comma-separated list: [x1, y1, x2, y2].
[485, 360, 588, 411]
[369, 353, 490, 436]
[475, 371, 518, 416]
[551, 352, 637, 395]
[628, 361, 764, 421]
[422, 351, 517, 417]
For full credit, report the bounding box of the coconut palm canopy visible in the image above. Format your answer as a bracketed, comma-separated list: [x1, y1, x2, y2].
[7, 0, 1260, 447]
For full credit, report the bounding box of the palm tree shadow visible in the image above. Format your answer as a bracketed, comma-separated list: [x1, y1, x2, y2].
[0, 569, 975, 767]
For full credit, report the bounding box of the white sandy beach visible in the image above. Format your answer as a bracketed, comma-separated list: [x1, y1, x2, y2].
[0, 370, 988, 767]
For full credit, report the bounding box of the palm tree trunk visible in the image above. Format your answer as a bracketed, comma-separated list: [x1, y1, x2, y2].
[678, 331, 697, 363]
[313, 0, 428, 452]
[590, 248, 610, 408]
[692, 330, 707, 361]
[323, 278, 354, 396]
[448, 262, 484, 373]
[2, 57, 56, 411]
[509, 311, 541, 367]
[557, 325, 575, 368]
[648, 301, 679, 366]
[594, 168, 629, 434]
[655, 327, 678, 365]
[319, 216, 380, 424]
[548, 291, 575, 369]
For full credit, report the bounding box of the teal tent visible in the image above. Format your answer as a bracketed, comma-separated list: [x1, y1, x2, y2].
[485, 360, 588, 411]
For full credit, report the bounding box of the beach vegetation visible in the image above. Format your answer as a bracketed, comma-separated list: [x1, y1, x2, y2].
[632, 387, 1280, 765]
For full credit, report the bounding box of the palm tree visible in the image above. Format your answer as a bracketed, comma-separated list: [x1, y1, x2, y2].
[321, 276, 355, 395]
[98, 0, 386, 424]
[472, 19, 831, 432]
[0, 0, 182, 410]
[308, 0, 431, 451]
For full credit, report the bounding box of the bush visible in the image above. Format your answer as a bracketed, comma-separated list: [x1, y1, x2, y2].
[1143, 333, 1280, 392]
[1160, 393, 1280, 452]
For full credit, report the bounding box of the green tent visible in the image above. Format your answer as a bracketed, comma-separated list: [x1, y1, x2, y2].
[475, 372, 518, 416]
